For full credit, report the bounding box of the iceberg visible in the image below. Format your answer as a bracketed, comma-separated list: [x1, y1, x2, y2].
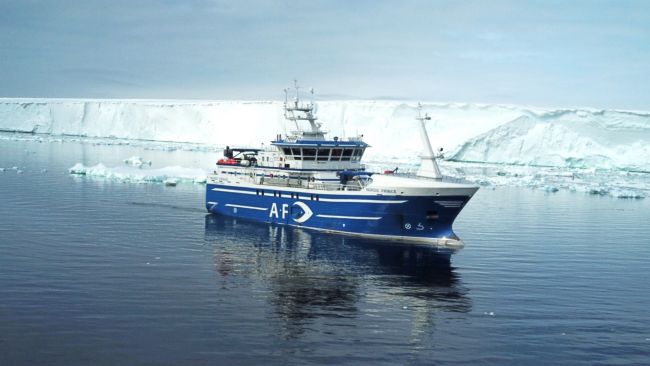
[2, 99, 650, 172]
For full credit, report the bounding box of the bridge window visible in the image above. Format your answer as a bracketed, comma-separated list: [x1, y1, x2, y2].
[341, 148, 354, 161]
[331, 148, 342, 161]
[283, 148, 292, 155]
[291, 148, 301, 160]
[317, 148, 331, 161]
[303, 148, 316, 161]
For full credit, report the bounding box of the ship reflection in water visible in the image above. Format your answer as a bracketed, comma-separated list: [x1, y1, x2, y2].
[203, 215, 471, 340]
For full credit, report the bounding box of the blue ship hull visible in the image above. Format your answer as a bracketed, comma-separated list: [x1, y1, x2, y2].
[206, 183, 469, 245]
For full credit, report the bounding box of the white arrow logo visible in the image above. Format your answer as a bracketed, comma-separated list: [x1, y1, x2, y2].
[292, 201, 313, 223]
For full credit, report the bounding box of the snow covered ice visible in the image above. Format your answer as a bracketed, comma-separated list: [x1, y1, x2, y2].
[1, 98, 649, 197]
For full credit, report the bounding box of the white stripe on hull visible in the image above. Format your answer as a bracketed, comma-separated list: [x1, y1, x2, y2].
[211, 186, 407, 204]
[318, 198, 407, 204]
[212, 188, 257, 195]
[316, 214, 382, 220]
[225, 204, 268, 211]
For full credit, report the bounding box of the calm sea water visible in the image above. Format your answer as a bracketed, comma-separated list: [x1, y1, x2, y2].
[1, 137, 649, 365]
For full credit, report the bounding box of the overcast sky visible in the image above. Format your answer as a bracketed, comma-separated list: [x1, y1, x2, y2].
[1, 0, 649, 109]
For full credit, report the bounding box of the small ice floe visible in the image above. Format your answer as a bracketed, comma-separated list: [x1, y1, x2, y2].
[0, 168, 5, 172]
[164, 178, 178, 186]
[12, 167, 18, 170]
[69, 163, 207, 184]
[403, 306, 408, 309]
[610, 189, 645, 199]
[484, 312, 495, 316]
[589, 187, 609, 195]
[123, 156, 151, 166]
[17, 170, 23, 174]
[540, 185, 559, 192]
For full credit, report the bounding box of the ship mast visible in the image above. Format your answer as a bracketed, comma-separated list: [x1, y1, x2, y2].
[283, 78, 327, 141]
[415, 103, 442, 179]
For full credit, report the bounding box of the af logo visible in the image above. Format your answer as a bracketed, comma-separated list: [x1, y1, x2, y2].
[269, 202, 313, 223]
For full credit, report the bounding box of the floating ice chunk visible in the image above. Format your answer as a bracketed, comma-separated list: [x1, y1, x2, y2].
[541, 185, 559, 192]
[589, 188, 609, 195]
[164, 178, 178, 186]
[0, 168, 4, 172]
[69, 163, 88, 174]
[124, 156, 144, 166]
[12, 167, 17, 170]
[17, 170, 23, 174]
[69, 163, 207, 184]
[610, 189, 645, 199]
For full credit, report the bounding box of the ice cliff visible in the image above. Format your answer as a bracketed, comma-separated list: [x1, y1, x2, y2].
[2, 99, 649, 171]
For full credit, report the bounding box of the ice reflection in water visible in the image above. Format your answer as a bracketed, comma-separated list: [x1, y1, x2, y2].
[203, 215, 470, 341]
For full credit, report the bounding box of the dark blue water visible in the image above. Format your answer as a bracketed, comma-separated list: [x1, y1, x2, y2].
[1, 137, 649, 365]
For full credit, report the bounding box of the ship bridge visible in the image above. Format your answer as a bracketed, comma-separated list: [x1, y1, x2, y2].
[271, 139, 370, 164]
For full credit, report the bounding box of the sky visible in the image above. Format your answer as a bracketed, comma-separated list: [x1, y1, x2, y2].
[1, 0, 649, 110]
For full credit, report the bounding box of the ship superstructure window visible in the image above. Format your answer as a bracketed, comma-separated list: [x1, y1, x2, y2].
[283, 148, 292, 155]
[331, 148, 342, 161]
[303, 148, 317, 161]
[341, 149, 354, 161]
[317, 148, 331, 161]
[352, 148, 365, 162]
[291, 148, 301, 160]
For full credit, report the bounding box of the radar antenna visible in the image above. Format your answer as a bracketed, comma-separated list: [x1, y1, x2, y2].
[282, 79, 327, 142]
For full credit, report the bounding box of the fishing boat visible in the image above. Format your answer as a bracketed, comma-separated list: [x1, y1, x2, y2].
[206, 81, 479, 247]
